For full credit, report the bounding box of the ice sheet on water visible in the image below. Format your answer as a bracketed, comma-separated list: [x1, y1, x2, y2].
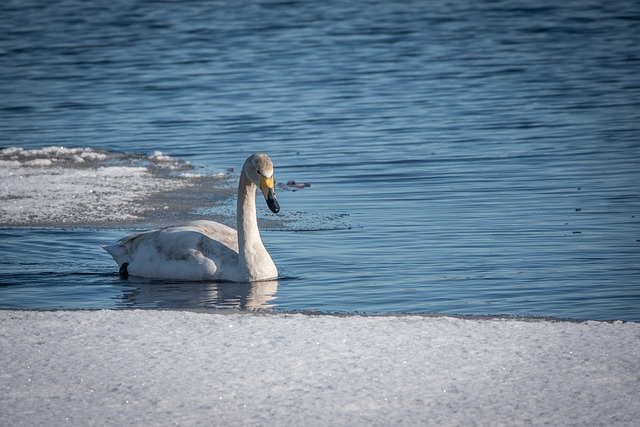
[0, 146, 108, 164]
[0, 146, 231, 227]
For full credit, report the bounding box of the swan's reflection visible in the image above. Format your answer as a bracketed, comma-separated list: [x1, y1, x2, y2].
[118, 279, 278, 311]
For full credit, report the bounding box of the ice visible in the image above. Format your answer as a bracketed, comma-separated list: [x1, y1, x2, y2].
[180, 172, 227, 179]
[0, 160, 179, 225]
[148, 150, 174, 162]
[0, 310, 638, 426]
[1, 146, 107, 163]
[24, 158, 53, 167]
[0, 146, 227, 227]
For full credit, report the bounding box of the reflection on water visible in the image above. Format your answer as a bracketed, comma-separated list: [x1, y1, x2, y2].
[119, 279, 278, 311]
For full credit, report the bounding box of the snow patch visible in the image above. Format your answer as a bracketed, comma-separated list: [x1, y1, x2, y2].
[0, 147, 204, 226]
[148, 150, 173, 161]
[0, 310, 638, 426]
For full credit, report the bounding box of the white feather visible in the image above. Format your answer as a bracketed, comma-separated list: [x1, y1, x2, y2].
[103, 153, 279, 282]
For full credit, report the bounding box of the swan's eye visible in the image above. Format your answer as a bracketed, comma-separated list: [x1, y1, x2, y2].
[257, 169, 261, 176]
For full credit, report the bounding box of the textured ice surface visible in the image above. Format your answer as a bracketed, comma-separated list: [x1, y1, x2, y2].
[0, 310, 638, 426]
[0, 146, 230, 227]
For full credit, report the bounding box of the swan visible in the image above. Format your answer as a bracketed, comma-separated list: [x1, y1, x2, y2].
[103, 153, 280, 282]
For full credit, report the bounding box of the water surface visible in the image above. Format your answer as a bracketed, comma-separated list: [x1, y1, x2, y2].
[1, 0, 639, 320]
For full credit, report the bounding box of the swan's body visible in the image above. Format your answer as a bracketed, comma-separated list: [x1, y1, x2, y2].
[103, 153, 280, 282]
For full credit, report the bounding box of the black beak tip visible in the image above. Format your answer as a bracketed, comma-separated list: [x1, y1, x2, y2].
[267, 198, 280, 214]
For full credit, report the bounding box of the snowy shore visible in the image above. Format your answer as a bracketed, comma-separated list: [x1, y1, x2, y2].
[1, 310, 638, 426]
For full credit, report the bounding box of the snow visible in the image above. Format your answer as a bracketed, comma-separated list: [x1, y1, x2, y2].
[148, 150, 177, 163]
[1, 146, 108, 163]
[0, 146, 228, 227]
[0, 160, 175, 224]
[180, 172, 228, 179]
[1, 310, 638, 426]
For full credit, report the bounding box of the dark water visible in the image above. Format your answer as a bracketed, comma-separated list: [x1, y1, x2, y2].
[1, 0, 639, 320]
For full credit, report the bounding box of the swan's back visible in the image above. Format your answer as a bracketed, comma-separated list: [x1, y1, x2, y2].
[103, 220, 240, 281]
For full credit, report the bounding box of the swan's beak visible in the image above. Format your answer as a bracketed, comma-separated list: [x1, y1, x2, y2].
[260, 175, 280, 214]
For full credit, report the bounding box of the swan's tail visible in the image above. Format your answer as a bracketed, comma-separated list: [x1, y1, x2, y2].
[101, 243, 130, 267]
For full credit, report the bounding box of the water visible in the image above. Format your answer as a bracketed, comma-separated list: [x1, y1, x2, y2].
[1, 0, 639, 321]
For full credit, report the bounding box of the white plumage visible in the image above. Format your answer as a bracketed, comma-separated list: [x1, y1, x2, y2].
[104, 153, 280, 282]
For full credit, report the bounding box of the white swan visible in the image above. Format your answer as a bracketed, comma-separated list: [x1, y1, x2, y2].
[103, 153, 280, 282]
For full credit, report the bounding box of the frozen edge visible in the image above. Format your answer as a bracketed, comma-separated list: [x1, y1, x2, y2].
[1, 310, 638, 426]
[0, 146, 234, 228]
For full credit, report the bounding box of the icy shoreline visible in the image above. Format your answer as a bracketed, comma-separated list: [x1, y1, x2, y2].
[1, 310, 638, 426]
[0, 146, 233, 228]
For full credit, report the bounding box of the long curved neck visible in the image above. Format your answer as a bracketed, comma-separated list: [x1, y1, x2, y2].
[237, 170, 264, 267]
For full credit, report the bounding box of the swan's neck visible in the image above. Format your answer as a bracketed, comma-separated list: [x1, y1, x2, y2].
[237, 171, 273, 279]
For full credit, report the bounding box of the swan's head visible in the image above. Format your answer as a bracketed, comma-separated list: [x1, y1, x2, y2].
[244, 153, 280, 214]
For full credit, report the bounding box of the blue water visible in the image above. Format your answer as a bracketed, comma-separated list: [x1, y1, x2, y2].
[1, 0, 639, 320]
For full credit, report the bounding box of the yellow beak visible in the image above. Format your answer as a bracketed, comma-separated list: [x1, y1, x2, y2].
[260, 175, 274, 193]
[259, 175, 280, 213]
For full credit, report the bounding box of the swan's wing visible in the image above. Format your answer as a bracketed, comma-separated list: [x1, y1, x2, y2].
[103, 221, 240, 280]
[186, 220, 239, 252]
